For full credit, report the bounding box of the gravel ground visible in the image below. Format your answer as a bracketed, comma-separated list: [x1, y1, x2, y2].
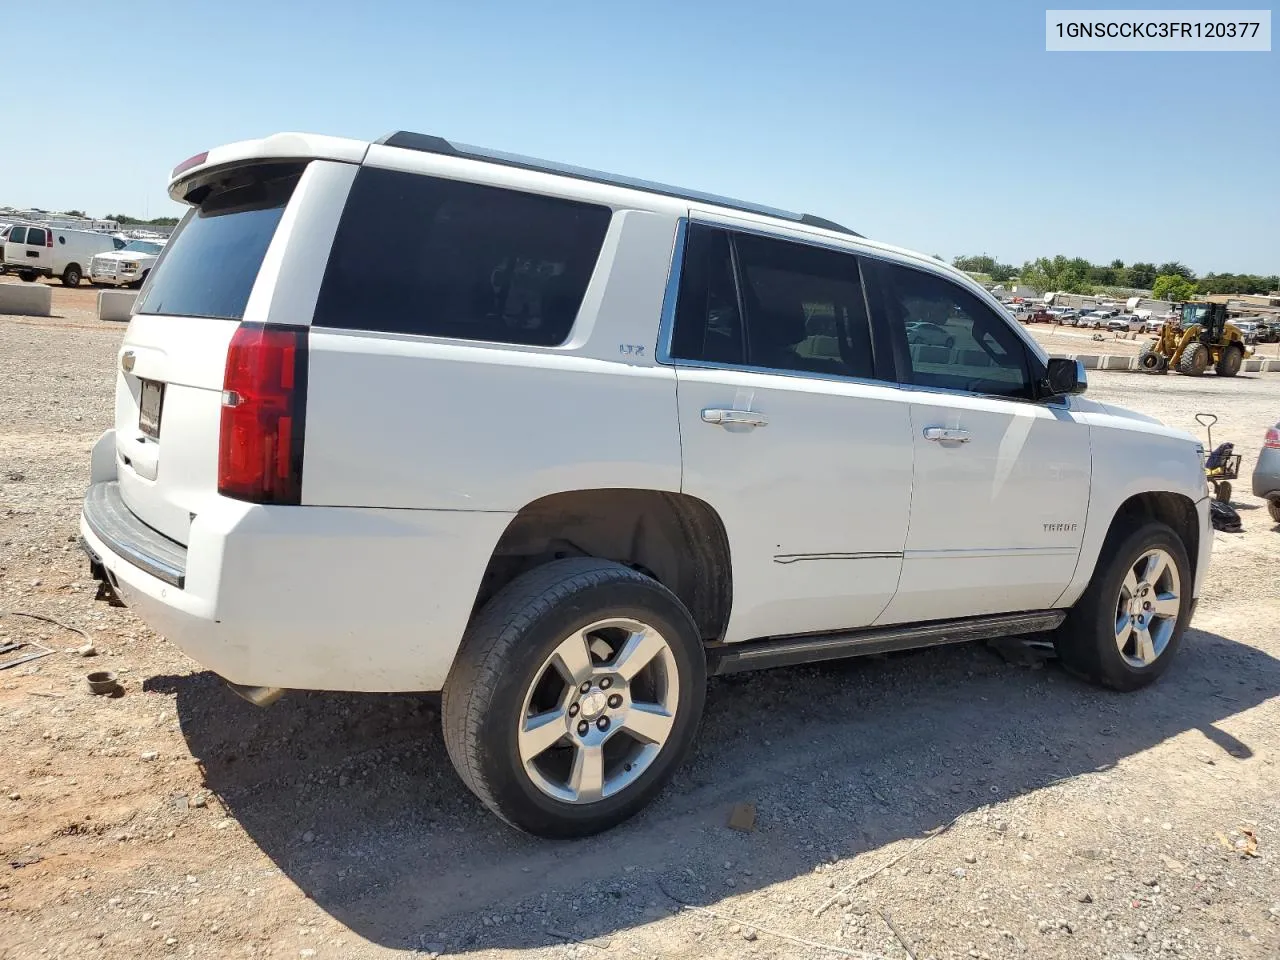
[2, 291, 1279, 960]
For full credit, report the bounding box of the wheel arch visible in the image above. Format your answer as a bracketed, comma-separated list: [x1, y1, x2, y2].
[1057, 489, 1203, 610]
[471, 488, 732, 644]
[1105, 491, 1201, 585]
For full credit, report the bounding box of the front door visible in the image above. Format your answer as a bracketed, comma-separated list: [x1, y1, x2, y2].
[865, 258, 1091, 625]
[666, 222, 913, 644]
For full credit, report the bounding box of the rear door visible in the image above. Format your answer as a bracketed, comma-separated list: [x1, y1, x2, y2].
[2, 226, 24, 265]
[17, 226, 51, 271]
[668, 223, 913, 643]
[112, 159, 355, 543]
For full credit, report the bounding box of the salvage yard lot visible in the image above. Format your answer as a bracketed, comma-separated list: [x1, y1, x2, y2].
[1, 295, 1278, 960]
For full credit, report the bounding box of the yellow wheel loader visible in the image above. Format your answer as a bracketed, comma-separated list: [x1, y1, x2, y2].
[1137, 302, 1251, 377]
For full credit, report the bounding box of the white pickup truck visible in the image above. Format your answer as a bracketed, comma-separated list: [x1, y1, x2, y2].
[80, 131, 1212, 837]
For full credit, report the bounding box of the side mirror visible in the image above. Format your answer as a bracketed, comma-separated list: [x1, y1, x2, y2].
[1044, 357, 1087, 397]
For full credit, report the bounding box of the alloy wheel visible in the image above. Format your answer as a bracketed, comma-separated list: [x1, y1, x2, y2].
[517, 618, 679, 804]
[1114, 548, 1180, 667]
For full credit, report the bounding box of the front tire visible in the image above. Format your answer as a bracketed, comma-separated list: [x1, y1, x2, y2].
[1269, 500, 1280, 525]
[1178, 343, 1210, 376]
[1055, 521, 1192, 692]
[61, 264, 82, 287]
[442, 558, 706, 837]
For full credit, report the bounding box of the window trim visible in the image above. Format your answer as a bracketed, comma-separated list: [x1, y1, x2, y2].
[656, 218, 894, 388]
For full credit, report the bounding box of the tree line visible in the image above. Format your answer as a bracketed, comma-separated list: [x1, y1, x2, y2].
[952, 253, 1278, 300]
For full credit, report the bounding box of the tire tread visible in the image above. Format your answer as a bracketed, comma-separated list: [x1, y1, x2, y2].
[441, 558, 663, 828]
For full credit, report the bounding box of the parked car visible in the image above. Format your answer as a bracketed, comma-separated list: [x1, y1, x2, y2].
[906, 320, 956, 348]
[2, 225, 125, 286]
[90, 239, 167, 288]
[1230, 320, 1261, 344]
[1107, 315, 1141, 332]
[1078, 311, 1112, 329]
[79, 130, 1213, 837]
[1145, 316, 1171, 333]
[1253, 423, 1280, 524]
[1029, 308, 1053, 323]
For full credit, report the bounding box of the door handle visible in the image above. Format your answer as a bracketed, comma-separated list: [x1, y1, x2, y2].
[702, 408, 768, 428]
[923, 426, 971, 443]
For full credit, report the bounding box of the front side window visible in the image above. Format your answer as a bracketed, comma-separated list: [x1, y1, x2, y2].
[873, 260, 1034, 399]
[314, 168, 611, 346]
[669, 224, 874, 380]
[8, 226, 26, 244]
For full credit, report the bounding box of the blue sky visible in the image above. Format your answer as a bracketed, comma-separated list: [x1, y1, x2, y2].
[5, 0, 1276, 274]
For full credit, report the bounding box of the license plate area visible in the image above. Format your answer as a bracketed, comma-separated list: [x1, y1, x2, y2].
[138, 379, 165, 439]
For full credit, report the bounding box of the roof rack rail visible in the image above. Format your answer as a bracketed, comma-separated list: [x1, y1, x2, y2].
[376, 131, 862, 238]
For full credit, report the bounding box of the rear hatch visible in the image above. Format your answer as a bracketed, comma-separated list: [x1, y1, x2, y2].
[114, 162, 307, 544]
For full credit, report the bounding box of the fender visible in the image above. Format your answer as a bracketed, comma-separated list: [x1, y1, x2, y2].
[1055, 402, 1207, 608]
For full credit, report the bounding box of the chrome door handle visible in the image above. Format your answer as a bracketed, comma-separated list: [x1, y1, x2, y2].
[923, 427, 971, 443]
[702, 408, 768, 428]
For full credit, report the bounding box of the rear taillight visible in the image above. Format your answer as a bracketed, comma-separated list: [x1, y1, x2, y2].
[46, 232, 53, 248]
[1266, 428, 1280, 449]
[172, 151, 209, 179]
[218, 324, 307, 504]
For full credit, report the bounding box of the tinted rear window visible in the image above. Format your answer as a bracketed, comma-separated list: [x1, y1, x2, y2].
[313, 167, 611, 346]
[136, 163, 305, 320]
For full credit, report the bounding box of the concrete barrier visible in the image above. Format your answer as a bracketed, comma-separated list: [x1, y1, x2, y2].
[97, 290, 137, 322]
[1243, 358, 1264, 372]
[1261, 359, 1280, 373]
[1101, 354, 1133, 370]
[1073, 354, 1101, 369]
[0, 282, 52, 317]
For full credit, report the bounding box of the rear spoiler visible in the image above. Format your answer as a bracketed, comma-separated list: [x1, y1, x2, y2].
[167, 133, 370, 203]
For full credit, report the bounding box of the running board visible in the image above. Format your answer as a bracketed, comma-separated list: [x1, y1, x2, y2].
[708, 610, 1066, 675]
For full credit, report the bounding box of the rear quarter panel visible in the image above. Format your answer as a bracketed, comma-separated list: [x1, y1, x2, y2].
[301, 209, 684, 511]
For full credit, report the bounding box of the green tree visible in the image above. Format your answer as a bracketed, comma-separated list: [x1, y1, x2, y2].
[64, 209, 87, 217]
[1157, 261, 1195, 281]
[1110, 259, 1125, 270]
[1126, 262, 1158, 288]
[1152, 274, 1197, 302]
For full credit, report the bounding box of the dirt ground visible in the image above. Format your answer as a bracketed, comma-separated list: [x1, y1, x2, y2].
[2, 284, 1279, 960]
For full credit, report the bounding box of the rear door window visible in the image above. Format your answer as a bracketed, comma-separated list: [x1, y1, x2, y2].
[135, 162, 306, 320]
[26, 228, 46, 245]
[313, 168, 612, 346]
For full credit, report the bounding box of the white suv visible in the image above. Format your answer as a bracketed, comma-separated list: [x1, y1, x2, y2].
[80, 131, 1213, 837]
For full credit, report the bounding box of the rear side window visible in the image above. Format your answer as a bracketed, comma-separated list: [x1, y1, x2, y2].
[313, 168, 611, 346]
[136, 163, 305, 320]
[670, 224, 875, 380]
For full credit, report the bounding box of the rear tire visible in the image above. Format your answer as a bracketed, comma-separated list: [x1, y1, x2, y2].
[61, 264, 82, 287]
[1178, 343, 1210, 376]
[442, 557, 706, 837]
[1055, 521, 1192, 692]
[18, 270, 36, 282]
[1215, 344, 1243, 377]
[1269, 500, 1280, 525]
